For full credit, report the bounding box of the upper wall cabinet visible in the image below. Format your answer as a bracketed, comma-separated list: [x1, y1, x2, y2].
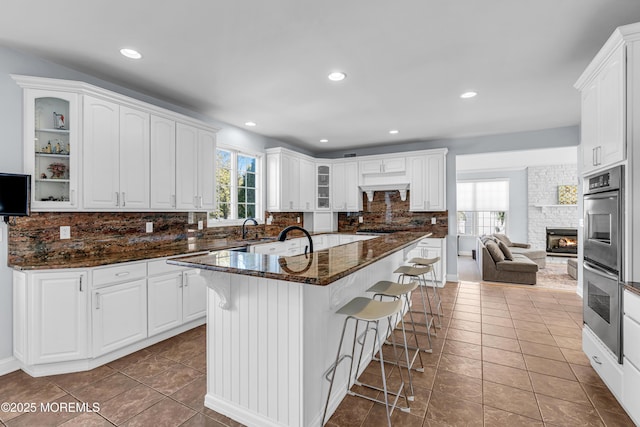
[150, 115, 177, 209]
[575, 37, 627, 174]
[13, 75, 218, 212]
[22, 88, 79, 210]
[359, 157, 406, 175]
[315, 163, 331, 210]
[409, 150, 447, 212]
[266, 148, 315, 212]
[83, 97, 150, 209]
[332, 160, 361, 211]
[175, 123, 216, 210]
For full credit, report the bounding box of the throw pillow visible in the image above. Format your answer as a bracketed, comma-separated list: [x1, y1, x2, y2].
[485, 240, 505, 263]
[493, 233, 513, 246]
[498, 241, 514, 261]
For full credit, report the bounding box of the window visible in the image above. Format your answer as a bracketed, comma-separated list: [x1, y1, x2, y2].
[209, 148, 261, 223]
[457, 180, 509, 236]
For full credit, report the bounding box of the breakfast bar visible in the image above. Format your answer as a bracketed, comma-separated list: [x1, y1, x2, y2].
[168, 232, 430, 427]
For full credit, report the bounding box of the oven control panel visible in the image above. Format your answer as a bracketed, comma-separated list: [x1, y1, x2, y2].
[589, 172, 610, 190]
[585, 165, 622, 194]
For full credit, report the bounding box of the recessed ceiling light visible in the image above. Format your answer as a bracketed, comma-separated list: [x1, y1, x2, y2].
[460, 91, 478, 99]
[320, 139, 329, 143]
[120, 48, 142, 59]
[389, 129, 399, 135]
[245, 121, 257, 127]
[328, 72, 346, 82]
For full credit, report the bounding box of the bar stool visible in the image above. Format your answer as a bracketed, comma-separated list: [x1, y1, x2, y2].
[408, 257, 444, 320]
[365, 280, 429, 401]
[322, 297, 410, 426]
[394, 265, 441, 333]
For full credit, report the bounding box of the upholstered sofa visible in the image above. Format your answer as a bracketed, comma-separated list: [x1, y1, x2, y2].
[476, 236, 539, 285]
[493, 234, 547, 269]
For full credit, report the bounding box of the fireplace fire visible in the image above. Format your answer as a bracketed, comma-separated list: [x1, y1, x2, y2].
[546, 227, 578, 255]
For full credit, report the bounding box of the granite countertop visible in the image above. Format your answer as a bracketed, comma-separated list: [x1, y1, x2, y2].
[10, 237, 278, 270]
[624, 282, 640, 297]
[167, 231, 431, 286]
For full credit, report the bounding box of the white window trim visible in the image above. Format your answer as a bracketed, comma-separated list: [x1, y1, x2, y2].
[208, 145, 264, 228]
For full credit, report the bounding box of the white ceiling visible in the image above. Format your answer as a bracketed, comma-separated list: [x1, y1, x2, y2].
[2, 1, 640, 154]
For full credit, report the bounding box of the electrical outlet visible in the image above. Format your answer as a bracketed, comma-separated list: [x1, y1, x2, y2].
[358, 216, 364, 223]
[296, 216, 300, 223]
[146, 222, 153, 233]
[266, 215, 273, 225]
[431, 217, 437, 225]
[60, 226, 71, 239]
[198, 220, 204, 230]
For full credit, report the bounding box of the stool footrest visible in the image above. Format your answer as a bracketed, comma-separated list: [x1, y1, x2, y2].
[323, 354, 353, 382]
[349, 383, 410, 413]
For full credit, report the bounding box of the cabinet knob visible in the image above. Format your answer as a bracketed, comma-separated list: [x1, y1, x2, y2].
[171, 194, 176, 208]
[116, 192, 120, 207]
[95, 292, 101, 310]
[122, 192, 126, 207]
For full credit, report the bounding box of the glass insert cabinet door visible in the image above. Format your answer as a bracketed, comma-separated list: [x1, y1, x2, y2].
[25, 89, 79, 209]
[316, 164, 331, 210]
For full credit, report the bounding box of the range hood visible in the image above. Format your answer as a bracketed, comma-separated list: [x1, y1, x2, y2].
[359, 183, 410, 202]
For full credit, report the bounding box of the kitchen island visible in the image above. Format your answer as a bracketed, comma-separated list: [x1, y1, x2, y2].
[168, 231, 430, 427]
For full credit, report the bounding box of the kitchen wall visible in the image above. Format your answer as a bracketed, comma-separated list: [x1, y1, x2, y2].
[0, 45, 301, 367]
[320, 125, 580, 281]
[337, 191, 448, 237]
[7, 211, 301, 269]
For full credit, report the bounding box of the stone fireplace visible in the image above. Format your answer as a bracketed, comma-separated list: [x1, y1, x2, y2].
[546, 227, 578, 256]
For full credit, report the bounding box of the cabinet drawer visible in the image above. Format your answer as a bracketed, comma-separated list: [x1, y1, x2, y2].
[147, 258, 189, 276]
[582, 326, 623, 400]
[93, 262, 147, 287]
[624, 289, 640, 324]
[623, 315, 640, 368]
[622, 356, 640, 426]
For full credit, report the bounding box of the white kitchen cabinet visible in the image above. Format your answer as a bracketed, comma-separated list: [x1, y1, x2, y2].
[316, 163, 331, 210]
[299, 157, 315, 211]
[182, 269, 207, 321]
[282, 153, 301, 210]
[20, 86, 79, 210]
[622, 290, 640, 426]
[119, 106, 150, 208]
[175, 122, 217, 210]
[92, 278, 147, 357]
[359, 157, 405, 174]
[150, 115, 177, 209]
[148, 272, 184, 336]
[82, 95, 120, 209]
[332, 160, 361, 211]
[266, 148, 317, 212]
[147, 266, 206, 336]
[582, 326, 623, 401]
[13, 270, 88, 365]
[622, 358, 640, 426]
[83, 98, 150, 209]
[409, 238, 447, 286]
[576, 41, 626, 174]
[409, 150, 446, 212]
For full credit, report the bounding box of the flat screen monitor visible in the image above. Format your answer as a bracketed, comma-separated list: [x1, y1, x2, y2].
[0, 173, 31, 218]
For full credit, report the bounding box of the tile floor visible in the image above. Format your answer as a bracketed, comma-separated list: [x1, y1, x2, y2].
[326, 281, 636, 426]
[0, 281, 636, 426]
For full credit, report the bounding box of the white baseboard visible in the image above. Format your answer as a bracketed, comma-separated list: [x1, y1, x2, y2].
[446, 273, 459, 283]
[0, 356, 20, 376]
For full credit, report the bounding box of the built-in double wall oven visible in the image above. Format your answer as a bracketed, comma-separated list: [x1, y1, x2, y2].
[583, 165, 624, 363]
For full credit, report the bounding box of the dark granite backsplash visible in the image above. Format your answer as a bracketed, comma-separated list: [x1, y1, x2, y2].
[8, 211, 302, 268]
[337, 190, 448, 237]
